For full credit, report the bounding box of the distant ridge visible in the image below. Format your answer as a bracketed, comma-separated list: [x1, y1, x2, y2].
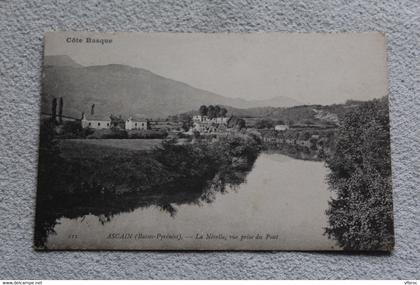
[44, 55, 83, 68]
[42, 55, 303, 119]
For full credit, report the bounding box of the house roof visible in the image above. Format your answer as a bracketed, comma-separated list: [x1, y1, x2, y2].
[83, 113, 111, 121]
[127, 116, 149, 122]
[82, 113, 149, 121]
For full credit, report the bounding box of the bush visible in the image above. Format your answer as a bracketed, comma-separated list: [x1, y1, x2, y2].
[255, 119, 274, 129]
[58, 121, 93, 138]
[325, 96, 393, 250]
[87, 129, 128, 139]
[128, 130, 168, 139]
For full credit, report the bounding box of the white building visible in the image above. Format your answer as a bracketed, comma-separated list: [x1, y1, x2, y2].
[192, 115, 228, 133]
[213, 117, 228, 124]
[81, 113, 111, 129]
[274, 124, 289, 131]
[125, 117, 149, 130]
[192, 115, 209, 122]
[192, 115, 228, 124]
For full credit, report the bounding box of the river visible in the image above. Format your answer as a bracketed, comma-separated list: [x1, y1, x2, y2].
[46, 152, 338, 250]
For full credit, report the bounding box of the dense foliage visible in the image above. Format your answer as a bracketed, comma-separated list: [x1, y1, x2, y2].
[199, 104, 228, 118]
[226, 116, 246, 130]
[255, 118, 274, 129]
[325, 96, 394, 250]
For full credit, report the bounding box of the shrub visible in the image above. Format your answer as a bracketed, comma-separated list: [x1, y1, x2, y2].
[128, 130, 168, 139]
[325, 96, 393, 250]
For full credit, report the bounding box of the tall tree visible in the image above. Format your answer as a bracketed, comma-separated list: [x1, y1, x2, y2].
[214, 105, 221, 117]
[58, 97, 63, 124]
[51, 98, 57, 122]
[199, 105, 208, 116]
[227, 116, 246, 130]
[207, 105, 216, 119]
[237, 118, 246, 130]
[219, 107, 228, 117]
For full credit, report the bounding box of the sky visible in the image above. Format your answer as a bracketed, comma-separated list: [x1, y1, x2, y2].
[44, 32, 389, 105]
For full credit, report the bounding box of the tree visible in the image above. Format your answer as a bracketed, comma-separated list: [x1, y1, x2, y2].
[228, 116, 246, 130]
[58, 97, 63, 124]
[110, 115, 125, 130]
[237, 118, 246, 130]
[300, 131, 311, 141]
[51, 98, 57, 122]
[214, 105, 221, 117]
[325, 97, 393, 250]
[219, 107, 228, 117]
[179, 114, 192, 131]
[207, 105, 216, 119]
[255, 119, 274, 129]
[199, 105, 208, 116]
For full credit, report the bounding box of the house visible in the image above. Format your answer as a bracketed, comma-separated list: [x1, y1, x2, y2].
[192, 115, 228, 133]
[274, 124, 289, 131]
[125, 117, 149, 130]
[192, 115, 208, 122]
[81, 113, 111, 129]
[193, 122, 217, 133]
[214, 117, 228, 124]
[192, 115, 228, 124]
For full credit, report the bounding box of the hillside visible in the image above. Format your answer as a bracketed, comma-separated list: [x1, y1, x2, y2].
[44, 55, 83, 68]
[175, 101, 362, 128]
[41, 55, 302, 119]
[222, 102, 362, 126]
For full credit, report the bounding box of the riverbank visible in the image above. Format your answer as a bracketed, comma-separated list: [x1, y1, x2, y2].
[34, 123, 262, 248]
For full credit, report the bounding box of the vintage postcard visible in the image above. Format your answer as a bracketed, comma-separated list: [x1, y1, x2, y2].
[35, 32, 394, 251]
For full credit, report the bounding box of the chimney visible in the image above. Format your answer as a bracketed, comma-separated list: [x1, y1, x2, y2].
[91, 104, 95, 115]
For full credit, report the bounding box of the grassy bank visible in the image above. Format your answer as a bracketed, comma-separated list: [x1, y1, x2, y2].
[34, 122, 262, 248]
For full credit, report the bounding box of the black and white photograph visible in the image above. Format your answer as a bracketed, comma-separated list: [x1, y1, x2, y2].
[34, 32, 394, 251]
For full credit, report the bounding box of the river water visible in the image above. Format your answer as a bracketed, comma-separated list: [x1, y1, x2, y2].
[47, 152, 338, 250]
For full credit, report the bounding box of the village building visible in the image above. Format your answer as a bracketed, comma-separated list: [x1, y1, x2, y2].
[81, 113, 111, 129]
[192, 115, 208, 122]
[125, 117, 149, 130]
[192, 115, 228, 133]
[274, 124, 289, 131]
[213, 117, 229, 124]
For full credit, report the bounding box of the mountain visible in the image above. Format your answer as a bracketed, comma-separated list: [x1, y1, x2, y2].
[250, 97, 302, 108]
[41, 55, 303, 119]
[44, 55, 83, 68]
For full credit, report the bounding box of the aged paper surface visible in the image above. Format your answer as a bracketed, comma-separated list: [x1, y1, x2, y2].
[35, 32, 393, 250]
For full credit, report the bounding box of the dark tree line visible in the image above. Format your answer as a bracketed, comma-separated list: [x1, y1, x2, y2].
[325, 96, 394, 250]
[199, 105, 228, 119]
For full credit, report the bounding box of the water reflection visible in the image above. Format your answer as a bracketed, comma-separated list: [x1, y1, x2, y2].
[47, 153, 337, 250]
[34, 147, 257, 249]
